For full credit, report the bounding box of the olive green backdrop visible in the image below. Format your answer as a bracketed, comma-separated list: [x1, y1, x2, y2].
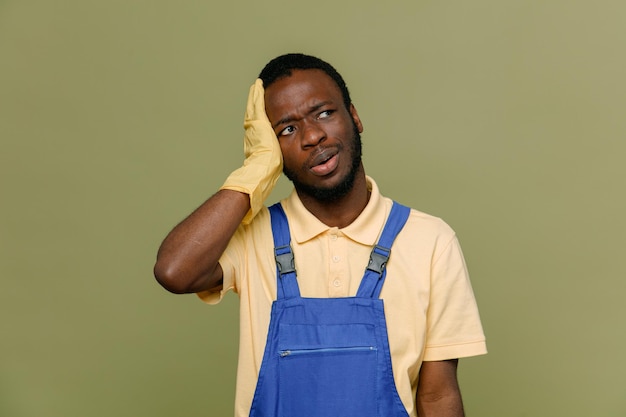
[1, 1, 625, 416]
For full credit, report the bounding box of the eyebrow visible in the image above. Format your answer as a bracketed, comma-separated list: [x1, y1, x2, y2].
[272, 101, 332, 129]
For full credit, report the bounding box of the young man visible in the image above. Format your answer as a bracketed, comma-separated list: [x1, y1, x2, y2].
[154, 53, 486, 417]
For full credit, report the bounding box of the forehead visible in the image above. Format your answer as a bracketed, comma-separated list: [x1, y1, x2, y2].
[264, 69, 343, 119]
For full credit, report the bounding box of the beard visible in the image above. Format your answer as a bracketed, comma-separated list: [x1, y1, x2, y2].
[283, 123, 362, 202]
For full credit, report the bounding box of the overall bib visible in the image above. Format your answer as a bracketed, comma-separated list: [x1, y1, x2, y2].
[249, 202, 411, 417]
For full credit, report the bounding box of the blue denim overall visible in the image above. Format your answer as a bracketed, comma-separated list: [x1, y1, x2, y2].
[249, 202, 411, 417]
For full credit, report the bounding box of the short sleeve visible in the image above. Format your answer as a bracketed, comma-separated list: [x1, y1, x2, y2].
[422, 235, 487, 361]
[196, 226, 244, 305]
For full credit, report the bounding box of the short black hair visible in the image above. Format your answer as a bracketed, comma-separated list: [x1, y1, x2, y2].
[259, 53, 352, 110]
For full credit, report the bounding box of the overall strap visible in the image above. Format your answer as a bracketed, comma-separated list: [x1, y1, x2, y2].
[268, 203, 301, 299]
[356, 202, 411, 299]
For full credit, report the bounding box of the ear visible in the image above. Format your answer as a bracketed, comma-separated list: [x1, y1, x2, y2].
[349, 104, 364, 133]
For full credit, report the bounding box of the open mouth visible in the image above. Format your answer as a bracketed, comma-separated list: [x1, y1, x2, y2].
[309, 149, 339, 176]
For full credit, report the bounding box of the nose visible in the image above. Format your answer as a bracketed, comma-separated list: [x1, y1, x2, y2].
[301, 120, 325, 148]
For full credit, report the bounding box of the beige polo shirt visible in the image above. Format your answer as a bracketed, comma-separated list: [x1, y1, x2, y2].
[198, 177, 486, 417]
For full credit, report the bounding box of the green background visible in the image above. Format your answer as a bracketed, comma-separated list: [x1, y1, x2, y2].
[2, 1, 625, 416]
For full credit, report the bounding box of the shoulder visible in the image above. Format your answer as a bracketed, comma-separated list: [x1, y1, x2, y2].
[387, 198, 457, 242]
[371, 178, 455, 241]
[406, 206, 456, 237]
[230, 206, 273, 244]
[385, 201, 460, 262]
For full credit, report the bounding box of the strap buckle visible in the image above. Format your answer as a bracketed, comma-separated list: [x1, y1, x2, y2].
[366, 245, 390, 275]
[274, 245, 296, 275]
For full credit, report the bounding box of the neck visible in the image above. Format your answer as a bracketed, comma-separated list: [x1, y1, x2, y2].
[296, 167, 370, 229]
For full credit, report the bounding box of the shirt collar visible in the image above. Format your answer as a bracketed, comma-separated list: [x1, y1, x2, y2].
[281, 176, 391, 245]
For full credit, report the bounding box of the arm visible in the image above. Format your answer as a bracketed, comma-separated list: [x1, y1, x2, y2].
[154, 79, 282, 294]
[154, 189, 250, 294]
[416, 359, 465, 417]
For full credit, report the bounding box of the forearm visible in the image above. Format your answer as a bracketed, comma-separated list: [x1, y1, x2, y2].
[155, 79, 280, 295]
[416, 389, 464, 417]
[416, 359, 464, 417]
[154, 189, 250, 294]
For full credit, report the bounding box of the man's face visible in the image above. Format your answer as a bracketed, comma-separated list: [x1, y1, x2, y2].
[264, 69, 364, 201]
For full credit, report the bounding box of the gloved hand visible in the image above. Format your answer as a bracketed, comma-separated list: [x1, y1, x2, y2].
[220, 79, 283, 224]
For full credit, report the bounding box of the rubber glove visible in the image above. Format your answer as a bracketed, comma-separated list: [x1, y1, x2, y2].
[220, 79, 283, 224]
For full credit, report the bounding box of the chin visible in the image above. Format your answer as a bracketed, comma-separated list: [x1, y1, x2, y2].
[290, 168, 358, 202]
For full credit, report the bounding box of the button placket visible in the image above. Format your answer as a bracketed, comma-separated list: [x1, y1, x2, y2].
[328, 230, 347, 296]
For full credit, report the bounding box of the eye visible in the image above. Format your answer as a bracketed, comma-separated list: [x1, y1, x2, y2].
[318, 110, 334, 119]
[278, 125, 296, 137]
